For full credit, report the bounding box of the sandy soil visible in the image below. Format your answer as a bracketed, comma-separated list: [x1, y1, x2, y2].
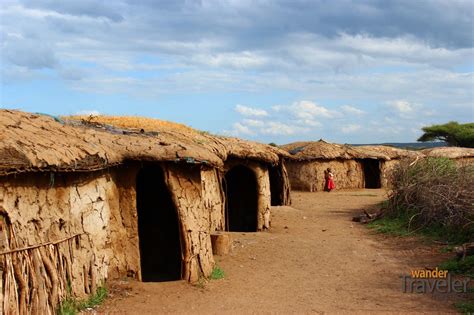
[98, 190, 462, 314]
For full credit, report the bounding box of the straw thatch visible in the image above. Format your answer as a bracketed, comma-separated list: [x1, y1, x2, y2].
[421, 147, 474, 159]
[353, 145, 423, 160]
[0, 110, 289, 176]
[64, 114, 286, 165]
[281, 140, 392, 161]
[0, 110, 224, 176]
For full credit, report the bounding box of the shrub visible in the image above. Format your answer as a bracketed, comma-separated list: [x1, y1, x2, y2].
[385, 158, 474, 239]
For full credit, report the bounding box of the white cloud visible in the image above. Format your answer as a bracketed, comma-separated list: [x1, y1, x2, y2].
[386, 100, 424, 119]
[242, 119, 265, 127]
[273, 100, 335, 120]
[192, 51, 268, 69]
[296, 119, 321, 127]
[341, 124, 361, 133]
[389, 100, 415, 113]
[231, 122, 254, 135]
[260, 121, 305, 136]
[75, 109, 100, 116]
[235, 104, 268, 117]
[341, 105, 365, 115]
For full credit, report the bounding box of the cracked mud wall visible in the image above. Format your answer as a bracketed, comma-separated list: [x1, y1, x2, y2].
[0, 171, 118, 313]
[224, 160, 271, 230]
[201, 167, 225, 232]
[110, 162, 217, 282]
[0, 162, 220, 312]
[163, 164, 215, 281]
[286, 160, 366, 191]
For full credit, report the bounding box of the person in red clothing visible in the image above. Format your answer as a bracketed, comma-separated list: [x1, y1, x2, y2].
[325, 168, 335, 192]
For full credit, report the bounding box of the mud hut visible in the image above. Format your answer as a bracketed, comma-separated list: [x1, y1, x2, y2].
[421, 147, 474, 164]
[354, 145, 422, 187]
[217, 137, 291, 232]
[0, 110, 292, 313]
[0, 110, 227, 313]
[66, 115, 292, 233]
[281, 140, 419, 191]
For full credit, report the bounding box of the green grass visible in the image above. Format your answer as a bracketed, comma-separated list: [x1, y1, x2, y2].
[439, 256, 474, 277]
[455, 301, 474, 314]
[367, 216, 412, 236]
[210, 266, 225, 280]
[57, 286, 108, 315]
[367, 210, 471, 245]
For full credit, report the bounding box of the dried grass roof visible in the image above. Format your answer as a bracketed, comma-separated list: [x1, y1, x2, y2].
[65, 115, 288, 163]
[281, 140, 418, 161]
[0, 110, 284, 176]
[421, 147, 474, 159]
[354, 145, 423, 159]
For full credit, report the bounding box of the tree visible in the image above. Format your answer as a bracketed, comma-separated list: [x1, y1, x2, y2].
[417, 121, 474, 148]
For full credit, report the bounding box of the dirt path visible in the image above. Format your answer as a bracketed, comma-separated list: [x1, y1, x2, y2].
[99, 190, 458, 314]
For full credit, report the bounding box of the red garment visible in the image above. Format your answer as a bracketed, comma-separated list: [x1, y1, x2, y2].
[327, 178, 335, 190]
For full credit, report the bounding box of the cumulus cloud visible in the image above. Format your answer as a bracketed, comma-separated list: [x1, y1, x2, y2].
[230, 122, 254, 135]
[242, 119, 265, 127]
[273, 100, 335, 119]
[386, 100, 424, 119]
[261, 121, 304, 136]
[235, 104, 268, 117]
[341, 124, 362, 134]
[389, 100, 415, 113]
[341, 105, 365, 115]
[0, 0, 471, 144]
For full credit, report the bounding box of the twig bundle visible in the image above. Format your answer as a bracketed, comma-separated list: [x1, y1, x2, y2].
[387, 157, 474, 232]
[0, 216, 97, 314]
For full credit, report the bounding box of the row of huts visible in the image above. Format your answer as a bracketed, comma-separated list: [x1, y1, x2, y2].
[0, 110, 291, 313]
[282, 140, 474, 191]
[1, 110, 472, 313]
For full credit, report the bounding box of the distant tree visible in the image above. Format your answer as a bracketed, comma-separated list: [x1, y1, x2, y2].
[268, 142, 278, 147]
[417, 121, 474, 148]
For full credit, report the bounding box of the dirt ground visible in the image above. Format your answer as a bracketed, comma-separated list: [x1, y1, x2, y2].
[98, 189, 463, 314]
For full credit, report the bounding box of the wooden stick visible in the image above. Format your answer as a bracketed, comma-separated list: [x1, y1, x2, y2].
[0, 234, 82, 256]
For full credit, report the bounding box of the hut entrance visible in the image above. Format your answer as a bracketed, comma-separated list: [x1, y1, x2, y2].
[225, 165, 258, 232]
[360, 159, 381, 188]
[136, 165, 182, 282]
[269, 165, 283, 206]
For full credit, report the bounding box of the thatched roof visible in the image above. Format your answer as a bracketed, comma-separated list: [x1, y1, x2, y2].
[64, 114, 287, 163]
[281, 140, 355, 160]
[354, 145, 423, 159]
[0, 110, 284, 176]
[421, 147, 474, 159]
[281, 140, 417, 161]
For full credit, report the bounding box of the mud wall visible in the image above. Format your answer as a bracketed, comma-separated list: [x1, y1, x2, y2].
[380, 160, 399, 188]
[164, 164, 214, 282]
[0, 171, 118, 313]
[0, 162, 218, 312]
[224, 159, 271, 230]
[280, 159, 292, 205]
[286, 159, 365, 191]
[201, 167, 225, 232]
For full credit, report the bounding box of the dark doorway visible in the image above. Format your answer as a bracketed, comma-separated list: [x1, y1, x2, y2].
[136, 165, 182, 282]
[225, 165, 258, 232]
[360, 159, 381, 188]
[269, 166, 283, 206]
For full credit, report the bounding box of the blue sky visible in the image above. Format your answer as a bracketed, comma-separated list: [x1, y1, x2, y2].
[1, 0, 473, 144]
